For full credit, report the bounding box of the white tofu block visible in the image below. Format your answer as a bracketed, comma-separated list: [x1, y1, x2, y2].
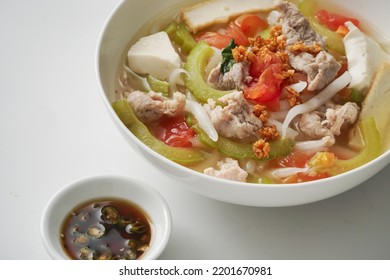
[344, 22, 390, 92]
[127, 31, 181, 80]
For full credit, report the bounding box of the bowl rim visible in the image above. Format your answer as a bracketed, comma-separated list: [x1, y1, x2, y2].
[40, 174, 172, 260]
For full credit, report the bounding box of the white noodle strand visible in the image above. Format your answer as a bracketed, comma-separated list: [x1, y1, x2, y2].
[168, 68, 189, 93]
[294, 136, 335, 152]
[281, 71, 351, 139]
[185, 100, 218, 141]
[288, 81, 307, 93]
[272, 167, 309, 179]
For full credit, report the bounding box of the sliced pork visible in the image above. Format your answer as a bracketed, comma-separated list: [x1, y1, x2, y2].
[126, 91, 186, 123]
[322, 102, 360, 135]
[299, 111, 330, 139]
[277, 1, 341, 91]
[204, 158, 248, 182]
[207, 62, 251, 90]
[278, 0, 325, 47]
[299, 102, 359, 140]
[203, 91, 263, 139]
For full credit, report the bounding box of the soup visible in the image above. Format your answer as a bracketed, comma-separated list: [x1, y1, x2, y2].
[112, 0, 389, 184]
[60, 198, 151, 260]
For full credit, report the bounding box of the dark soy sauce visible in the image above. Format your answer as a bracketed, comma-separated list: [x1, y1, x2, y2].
[60, 198, 152, 260]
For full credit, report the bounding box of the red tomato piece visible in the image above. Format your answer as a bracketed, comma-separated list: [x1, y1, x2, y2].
[249, 55, 266, 78]
[272, 151, 313, 168]
[283, 172, 329, 183]
[236, 14, 268, 37]
[259, 97, 280, 112]
[249, 50, 286, 78]
[296, 172, 329, 182]
[271, 151, 330, 183]
[225, 22, 250, 46]
[154, 116, 195, 147]
[196, 32, 232, 49]
[244, 63, 284, 103]
[197, 20, 252, 48]
[315, 9, 359, 31]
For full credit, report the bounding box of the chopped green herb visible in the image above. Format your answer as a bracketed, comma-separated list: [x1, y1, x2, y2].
[220, 39, 237, 74]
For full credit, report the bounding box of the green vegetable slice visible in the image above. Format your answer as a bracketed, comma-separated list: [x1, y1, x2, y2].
[112, 99, 206, 165]
[184, 42, 233, 102]
[332, 118, 382, 174]
[146, 75, 169, 96]
[176, 23, 197, 54]
[186, 114, 218, 148]
[163, 21, 178, 38]
[218, 137, 293, 160]
[217, 137, 256, 159]
[164, 21, 197, 55]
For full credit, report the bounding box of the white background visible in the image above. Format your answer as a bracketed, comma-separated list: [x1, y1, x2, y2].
[1, 0, 390, 260]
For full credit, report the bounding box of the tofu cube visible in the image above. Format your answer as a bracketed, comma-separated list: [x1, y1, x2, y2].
[344, 22, 390, 92]
[127, 31, 181, 80]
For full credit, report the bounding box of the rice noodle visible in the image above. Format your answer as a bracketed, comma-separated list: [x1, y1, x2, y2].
[273, 82, 307, 121]
[185, 99, 218, 141]
[123, 65, 151, 91]
[169, 68, 189, 93]
[281, 71, 352, 139]
[118, 74, 127, 90]
[272, 167, 309, 179]
[300, 92, 316, 103]
[205, 47, 222, 77]
[288, 81, 307, 93]
[294, 136, 335, 152]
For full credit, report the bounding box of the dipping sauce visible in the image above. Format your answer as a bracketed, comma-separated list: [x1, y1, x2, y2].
[60, 198, 152, 260]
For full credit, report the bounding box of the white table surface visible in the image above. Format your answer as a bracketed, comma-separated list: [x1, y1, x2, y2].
[1, 0, 390, 260]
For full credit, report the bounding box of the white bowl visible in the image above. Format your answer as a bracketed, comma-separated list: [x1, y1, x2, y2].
[96, 0, 390, 207]
[40, 175, 172, 259]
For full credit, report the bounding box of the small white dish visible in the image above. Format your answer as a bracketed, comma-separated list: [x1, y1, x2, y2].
[40, 175, 172, 260]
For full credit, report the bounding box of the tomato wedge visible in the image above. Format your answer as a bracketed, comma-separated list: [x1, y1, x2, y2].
[249, 49, 286, 78]
[244, 63, 284, 103]
[154, 116, 195, 147]
[196, 18, 251, 49]
[259, 97, 280, 112]
[270, 151, 331, 183]
[315, 9, 359, 31]
[196, 32, 232, 49]
[271, 151, 313, 168]
[236, 14, 268, 38]
[225, 22, 250, 46]
[282, 172, 329, 183]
